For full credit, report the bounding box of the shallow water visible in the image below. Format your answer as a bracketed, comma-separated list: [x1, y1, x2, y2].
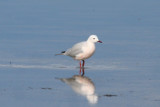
[0, 0, 160, 107]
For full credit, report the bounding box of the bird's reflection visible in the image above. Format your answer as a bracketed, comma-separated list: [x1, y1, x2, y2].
[57, 71, 98, 104]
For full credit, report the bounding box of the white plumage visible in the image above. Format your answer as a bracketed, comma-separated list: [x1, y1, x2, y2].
[56, 35, 102, 68]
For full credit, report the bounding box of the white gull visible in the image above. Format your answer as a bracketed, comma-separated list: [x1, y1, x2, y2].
[56, 35, 102, 70]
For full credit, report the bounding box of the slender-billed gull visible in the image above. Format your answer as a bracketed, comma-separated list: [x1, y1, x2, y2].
[56, 35, 102, 71]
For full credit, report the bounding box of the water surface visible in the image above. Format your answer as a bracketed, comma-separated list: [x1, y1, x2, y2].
[0, 0, 160, 107]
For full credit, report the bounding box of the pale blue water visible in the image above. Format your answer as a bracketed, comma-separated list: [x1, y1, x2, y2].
[0, 0, 160, 107]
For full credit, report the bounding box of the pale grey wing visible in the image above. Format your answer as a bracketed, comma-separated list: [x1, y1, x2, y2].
[65, 41, 85, 57]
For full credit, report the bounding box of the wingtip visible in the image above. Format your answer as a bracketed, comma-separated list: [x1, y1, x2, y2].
[55, 51, 66, 56]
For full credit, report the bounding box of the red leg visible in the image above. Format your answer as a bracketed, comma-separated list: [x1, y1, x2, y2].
[81, 68, 85, 76]
[79, 60, 81, 68]
[82, 60, 85, 67]
[79, 60, 81, 75]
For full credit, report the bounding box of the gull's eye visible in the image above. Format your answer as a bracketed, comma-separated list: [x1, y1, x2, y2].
[93, 38, 95, 39]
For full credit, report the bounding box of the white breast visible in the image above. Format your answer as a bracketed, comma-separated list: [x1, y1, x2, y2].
[75, 42, 95, 60]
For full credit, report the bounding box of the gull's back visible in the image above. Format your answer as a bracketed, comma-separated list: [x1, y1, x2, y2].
[65, 41, 86, 58]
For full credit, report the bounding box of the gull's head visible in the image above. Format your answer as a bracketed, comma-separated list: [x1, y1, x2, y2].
[87, 35, 102, 43]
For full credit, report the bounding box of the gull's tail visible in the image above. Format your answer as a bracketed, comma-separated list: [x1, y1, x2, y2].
[55, 51, 66, 56]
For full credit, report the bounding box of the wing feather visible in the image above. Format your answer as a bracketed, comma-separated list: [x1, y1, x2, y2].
[65, 41, 85, 57]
